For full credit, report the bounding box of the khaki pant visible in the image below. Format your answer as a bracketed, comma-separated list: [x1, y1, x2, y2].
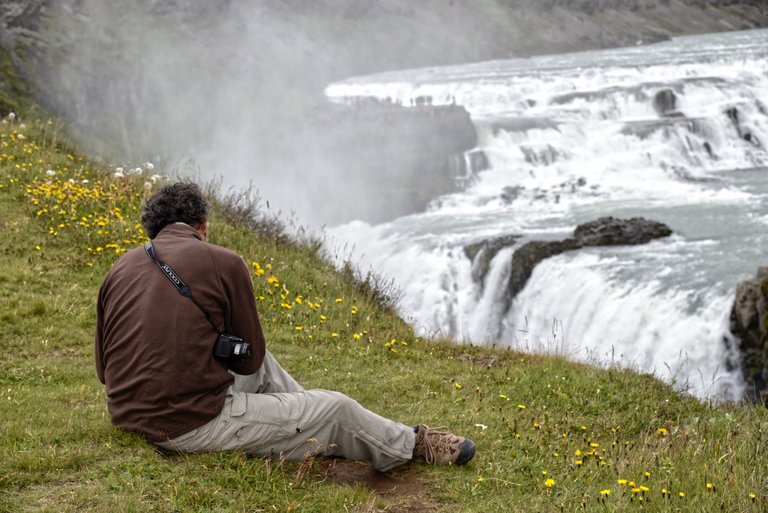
[156, 351, 415, 472]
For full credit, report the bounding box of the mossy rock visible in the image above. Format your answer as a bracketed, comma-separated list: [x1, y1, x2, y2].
[760, 276, 768, 299]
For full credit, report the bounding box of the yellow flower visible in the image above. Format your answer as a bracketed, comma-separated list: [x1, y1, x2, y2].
[617, 479, 628, 486]
[454, 383, 462, 389]
[574, 460, 583, 466]
[544, 478, 555, 488]
[499, 394, 507, 399]
[335, 297, 343, 303]
[706, 483, 715, 491]
[656, 427, 668, 436]
[517, 404, 525, 410]
[600, 489, 611, 497]
[477, 476, 485, 482]
[350, 305, 358, 314]
[679, 492, 685, 498]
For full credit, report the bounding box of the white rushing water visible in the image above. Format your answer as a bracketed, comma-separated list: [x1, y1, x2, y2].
[324, 29, 768, 401]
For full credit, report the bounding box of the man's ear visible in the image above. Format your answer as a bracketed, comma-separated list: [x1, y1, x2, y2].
[195, 218, 208, 240]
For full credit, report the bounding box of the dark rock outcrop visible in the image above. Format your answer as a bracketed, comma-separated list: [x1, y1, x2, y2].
[572, 216, 673, 246]
[464, 216, 673, 307]
[507, 217, 672, 301]
[464, 234, 521, 285]
[726, 106, 762, 148]
[506, 238, 584, 302]
[652, 88, 681, 117]
[729, 267, 768, 403]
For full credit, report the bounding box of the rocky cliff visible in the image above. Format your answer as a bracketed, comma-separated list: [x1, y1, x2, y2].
[730, 268, 768, 403]
[465, 217, 674, 317]
[289, 101, 482, 224]
[464, 217, 672, 328]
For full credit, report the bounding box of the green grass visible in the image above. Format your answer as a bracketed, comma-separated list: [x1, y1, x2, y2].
[1, 116, 767, 512]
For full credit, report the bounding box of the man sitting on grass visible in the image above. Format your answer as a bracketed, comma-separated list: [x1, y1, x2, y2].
[95, 181, 476, 471]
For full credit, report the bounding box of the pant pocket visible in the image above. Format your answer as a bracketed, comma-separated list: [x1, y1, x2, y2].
[223, 391, 300, 451]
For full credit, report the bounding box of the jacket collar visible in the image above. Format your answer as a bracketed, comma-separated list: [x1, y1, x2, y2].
[154, 222, 203, 241]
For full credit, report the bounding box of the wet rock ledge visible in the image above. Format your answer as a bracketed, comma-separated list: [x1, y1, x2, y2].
[465, 216, 673, 310]
[730, 267, 768, 403]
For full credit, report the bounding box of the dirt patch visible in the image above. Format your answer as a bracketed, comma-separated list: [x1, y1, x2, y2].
[457, 352, 499, 368]
[317, 459, 450, 513]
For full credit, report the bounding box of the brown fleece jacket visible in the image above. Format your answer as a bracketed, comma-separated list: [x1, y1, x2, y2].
[95, 223, 266, 442]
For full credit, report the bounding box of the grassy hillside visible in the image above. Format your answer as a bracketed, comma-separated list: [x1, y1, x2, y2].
[1, 116, 768, 512]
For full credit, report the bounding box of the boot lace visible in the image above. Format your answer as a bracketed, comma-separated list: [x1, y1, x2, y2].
[415, 426, 459, 464]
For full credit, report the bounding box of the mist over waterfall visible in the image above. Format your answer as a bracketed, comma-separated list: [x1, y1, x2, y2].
[325, 29, 768, 400]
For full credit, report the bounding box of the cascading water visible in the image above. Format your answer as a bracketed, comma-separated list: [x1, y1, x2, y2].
[324, 29, 768, 401]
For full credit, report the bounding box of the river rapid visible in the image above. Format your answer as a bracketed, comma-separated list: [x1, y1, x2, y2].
[324, 29, 768, 401]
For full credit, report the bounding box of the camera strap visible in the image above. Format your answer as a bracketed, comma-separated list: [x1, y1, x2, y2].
[144, 241, 224, 335]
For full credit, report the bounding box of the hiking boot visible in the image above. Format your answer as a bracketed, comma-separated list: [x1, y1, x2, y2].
[412, 425, 476, 465]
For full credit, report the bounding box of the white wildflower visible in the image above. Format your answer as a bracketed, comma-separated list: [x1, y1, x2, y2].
[67, 178, 75, 184]
[19, 123, 26, 129]
[17, 134, 24, 140]
[115, 166, 124, 173]
[45, 169, 56, 176]
[144, 161, 154, 171]
[143, 182, 152, 191]
[7, 112, 15, 122]
[150, 174, 161, 183]
[114, 171, 125, 179]
[81, 179, 90, 184]
[475, 423, 488, 430]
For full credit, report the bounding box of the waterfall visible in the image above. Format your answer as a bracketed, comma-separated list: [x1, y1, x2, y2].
[326, 29, 768, 401]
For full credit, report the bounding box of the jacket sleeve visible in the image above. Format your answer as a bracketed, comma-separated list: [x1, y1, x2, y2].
[222, 256, 266, 375]
[95, 281, 107, 384]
